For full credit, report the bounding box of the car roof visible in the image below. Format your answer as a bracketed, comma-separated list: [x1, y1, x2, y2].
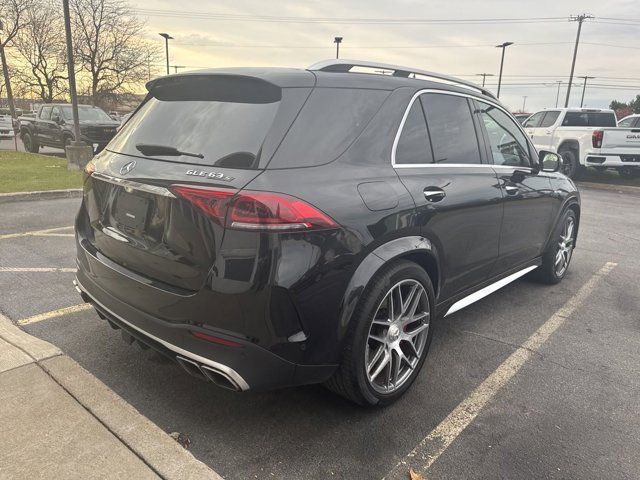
[146, 60, 499, 105]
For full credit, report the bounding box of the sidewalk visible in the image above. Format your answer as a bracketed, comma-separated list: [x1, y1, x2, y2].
[0, 313, 222, 480]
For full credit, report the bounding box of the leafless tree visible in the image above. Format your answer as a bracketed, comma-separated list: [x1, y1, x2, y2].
[13, 0, 67, 103]
[71, 0, 160, 107]
[0, 0, 34, 116]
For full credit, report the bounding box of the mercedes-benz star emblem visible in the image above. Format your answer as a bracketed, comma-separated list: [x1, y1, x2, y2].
[120, 161, 136, 175]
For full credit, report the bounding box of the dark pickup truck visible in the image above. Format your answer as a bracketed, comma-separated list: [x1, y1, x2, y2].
[19, 103, 120, 153]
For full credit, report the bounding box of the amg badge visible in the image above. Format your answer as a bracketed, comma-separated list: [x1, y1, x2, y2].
[185, 169, 235, 182]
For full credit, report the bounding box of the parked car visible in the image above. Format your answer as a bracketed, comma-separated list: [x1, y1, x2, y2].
[74, 60, 579, 406]
[0, 114, 15, 138]
[19, 104, 120, 153]
[513, 113, 531, 125]
[618, 114, 640, 128]
[521, 107, 640, 178]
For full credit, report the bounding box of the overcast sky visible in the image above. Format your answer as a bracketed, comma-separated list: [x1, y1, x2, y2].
[138, 0, 639, 112]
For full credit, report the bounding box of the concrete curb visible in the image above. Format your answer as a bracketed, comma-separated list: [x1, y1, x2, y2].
[577, 181, 640, 195]
[0, 189, 82, 204]
[0, 313, 223, 480]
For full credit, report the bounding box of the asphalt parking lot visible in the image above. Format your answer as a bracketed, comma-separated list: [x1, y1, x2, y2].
[1, 186, 639, 480]
[0, 137, 64, 156]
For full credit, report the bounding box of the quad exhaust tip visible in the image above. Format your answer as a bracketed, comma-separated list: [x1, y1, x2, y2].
[175, 355, 241, 391]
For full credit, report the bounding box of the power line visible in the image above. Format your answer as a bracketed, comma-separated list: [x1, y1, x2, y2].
[136, 9, 568, 25]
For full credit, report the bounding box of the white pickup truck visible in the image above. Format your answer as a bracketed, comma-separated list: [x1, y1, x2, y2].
[523, 108, 640, 178]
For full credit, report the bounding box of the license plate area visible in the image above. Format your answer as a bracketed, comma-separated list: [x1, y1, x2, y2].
[114, 191, 149, 230]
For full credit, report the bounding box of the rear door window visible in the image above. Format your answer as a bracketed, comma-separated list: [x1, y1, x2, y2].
[394, 100, 433, 165]
[421, 93, 482, 165]
[562, 112, 617, 127]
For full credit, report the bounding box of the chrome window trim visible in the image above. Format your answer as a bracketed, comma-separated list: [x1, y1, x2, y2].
[391, 89, 538, 169]
[91, 172, 176, 198]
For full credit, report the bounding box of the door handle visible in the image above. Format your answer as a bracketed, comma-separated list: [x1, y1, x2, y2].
[504, 185, 520, 195]
[423, 187, 446, 202]
[545, 130, 552, 134]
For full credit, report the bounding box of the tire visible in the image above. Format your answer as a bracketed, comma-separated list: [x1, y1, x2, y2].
[22, 132, 39, 153]
[532, 209, 577, 284]
[559, 149, 582, 179]
[324, 259, 435, 406]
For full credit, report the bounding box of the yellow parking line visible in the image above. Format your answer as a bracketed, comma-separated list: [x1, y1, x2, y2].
[0, 267, 76, 273]
[0, 226, 73, 240]
[384, 261, 618, 479]
[17, 304, 93, 326]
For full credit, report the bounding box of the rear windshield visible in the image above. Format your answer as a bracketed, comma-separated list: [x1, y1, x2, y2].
[562, 112, 617, 127]
[107, 75, 284, 169]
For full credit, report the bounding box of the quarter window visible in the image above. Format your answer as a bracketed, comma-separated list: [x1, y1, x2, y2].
[395, 100, 433, 164]
[523, 111, 544, 128]
[420, 93, 482, 164]
[476, 101, 532, 167]
[618, 117, 635, 128]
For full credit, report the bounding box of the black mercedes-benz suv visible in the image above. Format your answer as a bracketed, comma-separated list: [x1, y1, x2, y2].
[74, 60, 580, 406]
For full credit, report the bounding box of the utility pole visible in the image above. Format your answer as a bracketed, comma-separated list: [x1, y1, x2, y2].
[62, 0, 92, 169]
[564, 14, 593, 107]
[554, 81, 563, 108]
[522, 96, 528, 112]
[579, 75, 595, 107]
[159, 33, 173, 75]
[0, 20, 17, 132]
[495, 42, 514, 99]
[334, 36, 343, 59]
[476, 73, 494, 88]
[173, 65, 185, 74]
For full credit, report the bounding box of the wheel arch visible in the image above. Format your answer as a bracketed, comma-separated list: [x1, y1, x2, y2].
[558, 139, 580, 156]
[545, 198, 581, 251]
[337, 236, 441, 339]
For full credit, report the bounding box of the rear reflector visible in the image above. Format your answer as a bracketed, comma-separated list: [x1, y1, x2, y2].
[170, 185, 338, 232]
[190, 330, 243, 348]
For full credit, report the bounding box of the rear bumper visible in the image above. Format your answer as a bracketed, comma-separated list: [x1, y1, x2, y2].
[74, 235, 337, 391]
[586, 154, 640, 168]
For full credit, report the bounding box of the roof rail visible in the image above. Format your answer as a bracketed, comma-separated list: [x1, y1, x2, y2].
[308, 59, 496, 99]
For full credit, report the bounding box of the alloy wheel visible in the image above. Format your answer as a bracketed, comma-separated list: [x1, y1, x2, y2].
[555, 217, 575, 277]
[365, 279, 430, 394]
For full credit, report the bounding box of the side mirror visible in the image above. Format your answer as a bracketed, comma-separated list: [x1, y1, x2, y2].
[539, 151, 561, 173]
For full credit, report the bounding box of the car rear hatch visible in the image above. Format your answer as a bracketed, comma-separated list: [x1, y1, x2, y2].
[79, 71, 315, 293]
[601, 128, 640, 151]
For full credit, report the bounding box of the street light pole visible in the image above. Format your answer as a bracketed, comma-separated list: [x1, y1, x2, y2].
[579, 76, 595, 107]
[554, 81, 563, 108]
[495, 42, 514, 99]
[565, 14, 593, 107]
[476, 73, 494, 88]
[522, 96, 528, 112]
[334, 37, 343, 59]
[159, 33, 173, 75]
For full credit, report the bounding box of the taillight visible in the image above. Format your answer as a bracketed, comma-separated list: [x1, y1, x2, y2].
[170, 185, 338, 232]
[190, 330, 242, 348]
[592, 130, 604, 148]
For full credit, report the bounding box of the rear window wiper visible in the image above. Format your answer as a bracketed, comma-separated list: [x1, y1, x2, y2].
[135, 143, 204, 159]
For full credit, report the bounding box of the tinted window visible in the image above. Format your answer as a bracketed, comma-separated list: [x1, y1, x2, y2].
[61, 105, 112, 122]
[40, 106, 52, 120]
[540, 111, 560, 128]
[476, 101, 532, 167]
[562, 112, 617, 127]
[523, 111, 545, 128]
[421, 94, 481, 164]
[108, 76, 284, 169]
[395, 100, 432, 164]
[268, 88, 389, 168]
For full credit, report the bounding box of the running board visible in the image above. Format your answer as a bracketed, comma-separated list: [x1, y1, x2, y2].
[445, 265, 538, 317]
